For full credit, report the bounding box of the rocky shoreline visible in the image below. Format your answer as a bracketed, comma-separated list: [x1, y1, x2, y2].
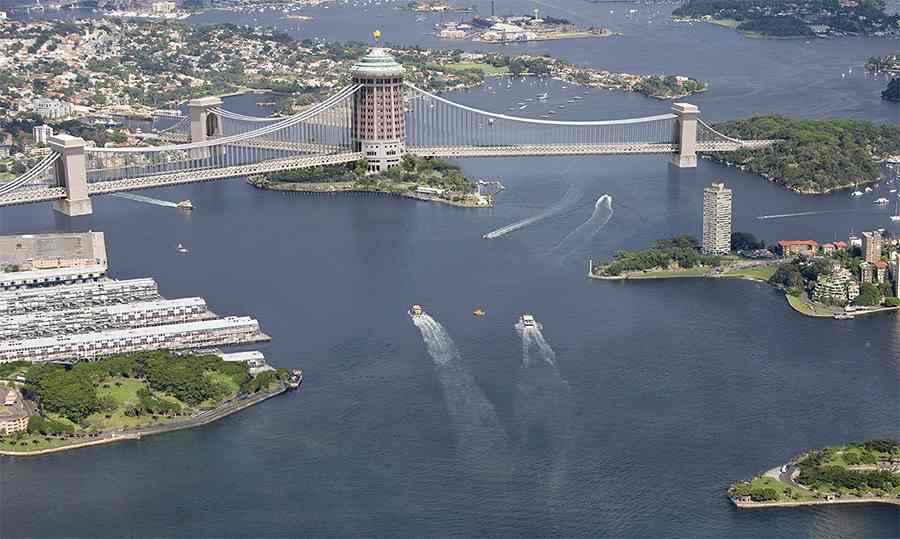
[247, 176, 493, 208]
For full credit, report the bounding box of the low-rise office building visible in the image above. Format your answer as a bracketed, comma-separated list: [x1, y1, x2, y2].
[1, 297, 212, 340]
[0, 264, 107, 291]
[0, 278, 160, 316]
[0, 231, 107, 270]
[0, 317, 267, 363]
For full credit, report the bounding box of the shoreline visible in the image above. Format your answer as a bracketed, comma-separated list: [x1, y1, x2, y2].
[248, 177, 492, 208]
[701, 156, 877, 196]
[732, 496, 900, 509]
[0, 384, 287, 457]
[588, 262, 899, 319]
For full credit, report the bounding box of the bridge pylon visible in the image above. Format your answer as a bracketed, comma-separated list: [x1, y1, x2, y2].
[188, 96, 223, 157]
[671, 103, 699, 168]
[49, 134, 92, 216]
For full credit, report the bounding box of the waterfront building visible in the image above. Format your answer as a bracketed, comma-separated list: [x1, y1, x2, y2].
[701, 182, 732, 255]
[151, 1, 176, 14]
[0, 317, 266, 363]
[891, 251, 900, 297]
[862, 231, 883, 264]
[0, 231, 107, 271]
[874, 260, 888, 284]
[859, 261, 873, 284]
[32, 97, 73, 120]
[32, 124, 53, 146]
[0, 278, 160, 316]
[0, 387, 30, 435]
[0, 264, 107, 291]
[777, 240, 819, 257]
[811, 264, 860, 305]
[351, 47, 405, 173]
[1, 297, 212, 340]
[219, 351, 274, 375]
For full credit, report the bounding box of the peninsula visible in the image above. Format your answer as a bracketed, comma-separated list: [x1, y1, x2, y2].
[703, 116, 900, 194]
[589, 232, 900, 319]
[0, 351, 291, 456]
[673, 0, 900, 38]
[248, 155, 497, 208]
[729, 440, 900, 508]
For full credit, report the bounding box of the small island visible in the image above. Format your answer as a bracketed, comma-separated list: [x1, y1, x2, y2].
[248, 155, 497, 208]
[0, 351, 292, 456]
[703, 116, 900, 194]
[729, 440, 900, 508]
[673, 0, 900, 38]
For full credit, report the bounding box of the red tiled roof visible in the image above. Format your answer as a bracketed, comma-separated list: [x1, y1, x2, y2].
[778, 240, 818, 247]
[875, 260, 888, 269]
[834, 241, 848, 248]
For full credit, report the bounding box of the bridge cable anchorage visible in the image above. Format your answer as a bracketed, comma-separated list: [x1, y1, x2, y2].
[0, 152, 60, 196]
[86, 84, 362, 154]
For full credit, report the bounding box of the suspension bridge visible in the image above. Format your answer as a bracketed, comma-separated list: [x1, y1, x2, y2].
[0, 47, 776, 216]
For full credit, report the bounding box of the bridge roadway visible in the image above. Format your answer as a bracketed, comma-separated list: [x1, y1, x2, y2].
[0, 152, 364, 207]
[0, 140, 778, 207]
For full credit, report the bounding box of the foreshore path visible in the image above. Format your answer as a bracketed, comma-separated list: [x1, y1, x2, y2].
[0, 384, 288, 457]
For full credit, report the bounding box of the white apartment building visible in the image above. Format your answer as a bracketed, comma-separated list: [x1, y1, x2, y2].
[32, 97, 74, 120]
[33, 124, 53, 145]
[702, 182, 732, 255]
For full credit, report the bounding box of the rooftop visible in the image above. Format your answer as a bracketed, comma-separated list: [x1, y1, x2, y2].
[351, 47, 404, 78]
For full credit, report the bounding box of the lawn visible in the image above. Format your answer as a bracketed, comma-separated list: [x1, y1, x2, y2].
[433, 62, 510, 76]
[0, 434, 82, 452]
[97, 377, 145, 407]
[724, 264, 778, 281]
[749, 475, 814, 500]
[83, 377, 186, 430]
[627, 267, 712, 279]
[785, 292, 838, 317]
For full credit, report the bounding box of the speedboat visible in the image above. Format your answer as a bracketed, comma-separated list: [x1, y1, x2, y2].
[176, 199, 193, 210]
[520, 313, 536, 327]
[409, 304, 424, 318]
[851, 190, 864, 198]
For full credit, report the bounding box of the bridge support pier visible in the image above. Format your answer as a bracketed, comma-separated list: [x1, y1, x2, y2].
[671, 103, 699, 168]
[50, 134, 92, 217]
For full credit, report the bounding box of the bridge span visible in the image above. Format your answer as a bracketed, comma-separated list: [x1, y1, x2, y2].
[0, 47, 776, 216]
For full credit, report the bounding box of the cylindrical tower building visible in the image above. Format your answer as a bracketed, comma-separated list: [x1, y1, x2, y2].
[350, 48, 405, 173]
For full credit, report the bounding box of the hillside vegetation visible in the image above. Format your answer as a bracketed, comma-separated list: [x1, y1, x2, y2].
[708, 116, 900, 193]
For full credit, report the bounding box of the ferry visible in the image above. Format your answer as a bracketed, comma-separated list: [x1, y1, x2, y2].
[874, 197, 890, 205]
[176, 199, 193, 210]
[520, 313, 536, 327]
[287, 368, 303, 389]
[409, 304, 425, 318]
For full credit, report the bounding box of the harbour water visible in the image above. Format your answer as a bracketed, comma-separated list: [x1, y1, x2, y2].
[2, 1, 900, 537]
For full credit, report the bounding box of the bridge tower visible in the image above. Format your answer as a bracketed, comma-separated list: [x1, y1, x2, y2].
[350, 48, 406, 173]
[49, 134, 92, 216]
[671, 103, 699, 168]
[188, 96, 223, 143]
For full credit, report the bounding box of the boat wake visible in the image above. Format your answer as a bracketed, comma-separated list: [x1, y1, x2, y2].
[548, 194, 614, 257]
[514, 320, 574, 505]
[411, 314, 507, 463]
[111, 192, 179, 208]
[756, 209, 858, 220]
[483, 185, 581, 239]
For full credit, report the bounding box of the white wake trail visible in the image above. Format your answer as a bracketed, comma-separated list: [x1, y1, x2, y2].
[412, 314, 507, 463]
[111, 192, 179, 208]
[514, 320, 573, 507]
[483, 185, 581, 239]
[549, 194, 613, 256]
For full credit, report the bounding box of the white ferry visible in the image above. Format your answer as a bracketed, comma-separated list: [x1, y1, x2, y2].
[409, 304, 425, 318]
[875, 197, 889, 205]
[520, 313, 536, 327]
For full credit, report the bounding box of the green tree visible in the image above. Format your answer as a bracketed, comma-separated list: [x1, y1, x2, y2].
[853, 283, 882, 306]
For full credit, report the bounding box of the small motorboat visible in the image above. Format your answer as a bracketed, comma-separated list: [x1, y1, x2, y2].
[287, 368, 303, 389]
[473, 307, 485, 317]
[874, 197, 889, 205]
[409, 304, 424, 318]
[520, 313, 536, 327]
[176, 243, 189, 254]
[851, 190, 864, 198]
[176, 199, 193, 210]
